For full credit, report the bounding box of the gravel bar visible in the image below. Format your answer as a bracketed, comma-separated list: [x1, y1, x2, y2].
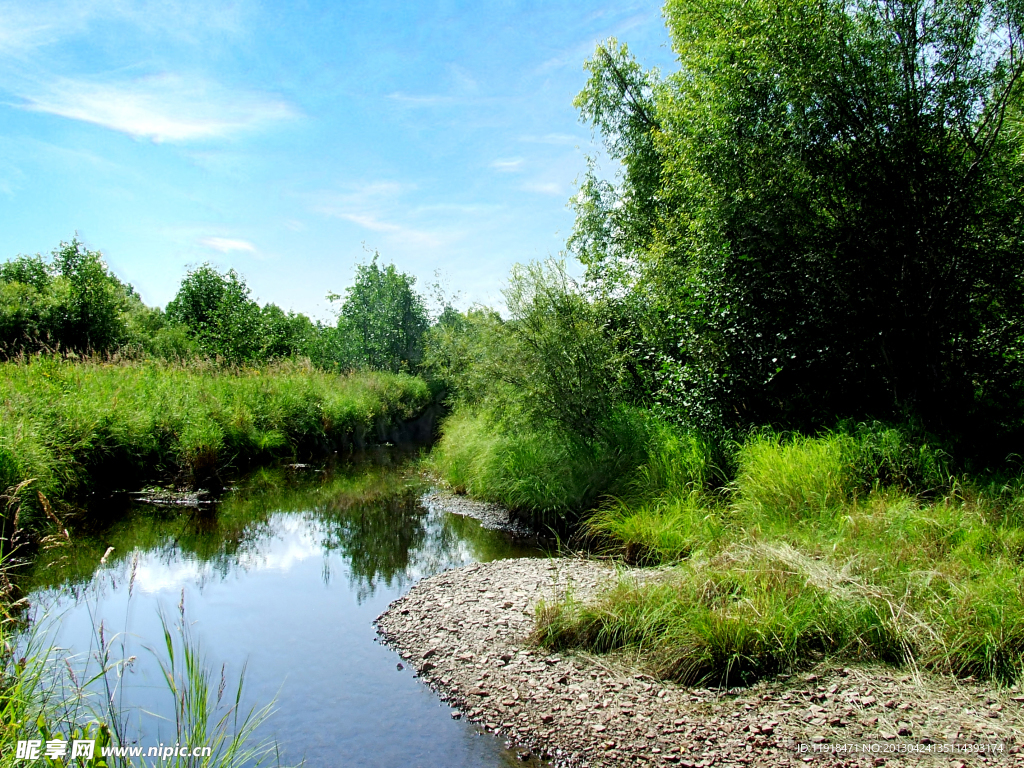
[376, 557, 1024, 767]
[420, 489, 539, 537]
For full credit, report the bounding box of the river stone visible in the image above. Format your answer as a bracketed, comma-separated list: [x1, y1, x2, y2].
[375, 557, 1024, 767]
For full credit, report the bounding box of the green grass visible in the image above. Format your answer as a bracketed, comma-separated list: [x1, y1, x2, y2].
[0, 357, 432, 531]
[1, 600, 282, 768]
[535, 425, 1024, 685]
[427, 405, 656, 527]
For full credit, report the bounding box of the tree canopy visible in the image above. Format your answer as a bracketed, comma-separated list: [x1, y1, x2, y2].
[0, 239, 135, 356]
[166, 264, 315, 363]
[570, 0, 1024, 443]
[332, 255, 430, 373]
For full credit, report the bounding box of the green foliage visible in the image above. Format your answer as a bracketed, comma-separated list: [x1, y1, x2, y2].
[0, 359, 432, 532]
[423, 261, 626, 440]
[429, 406, 653, 527]
[543, 430, 1024, 684]
[330, 255, 429, 373]
[500, 261, 624, 440]
[422, 307, 506, 405]
[733, 433, 855, 523]
[536, 545, 904, 686]
[165, 264, 313, 364]
[0, 240, 134, 357]
[571, 0, 1024, 442]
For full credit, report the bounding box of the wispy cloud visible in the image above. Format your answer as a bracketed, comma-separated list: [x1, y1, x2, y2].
[519, 133, 582, 145]
[491, 158, 524, 172]
[386, 92, 457, 107]
[535, 10, 656, 73]
[16, 73, 297, 142]
[521, 181, 565, 196]
[332, 213, 403, 234]
[200, 236, 257, 254]
[0, 0, 247, 54]
[311, 182, 463, 250]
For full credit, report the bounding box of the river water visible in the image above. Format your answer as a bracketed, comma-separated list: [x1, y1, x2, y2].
[25, 451, 548, 766]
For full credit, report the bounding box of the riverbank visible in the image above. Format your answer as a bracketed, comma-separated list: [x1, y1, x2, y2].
[420, 489, 539, 537]
[377, 558, 1024, 767]
[0, 358, 433, 532]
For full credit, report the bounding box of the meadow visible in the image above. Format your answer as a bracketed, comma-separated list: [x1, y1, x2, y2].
[0, 357, 432, 532]
[431, 409, 1024, 685]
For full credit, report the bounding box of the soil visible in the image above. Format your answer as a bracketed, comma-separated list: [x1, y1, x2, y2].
[376, 557, 1024, 768]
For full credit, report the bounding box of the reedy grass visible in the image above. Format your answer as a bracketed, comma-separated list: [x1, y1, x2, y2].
[2, 584, 282, 768]
[537, 426, 1024, 685]
[0, 357, 431, 531]
[427, 407, 634, 527]
[146, 605, 279, 768]
[428, 404, 680, 528]
[535, 543, 905, 686]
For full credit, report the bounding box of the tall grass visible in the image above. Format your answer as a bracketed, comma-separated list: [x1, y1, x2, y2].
[428, 405, 655, 527]
[147, 607, 279, 768]
[0, 357, 431, 531]
[733, 431, 854, 523]
[1, 593, 281, 768]
[536, 424, 1024, 685]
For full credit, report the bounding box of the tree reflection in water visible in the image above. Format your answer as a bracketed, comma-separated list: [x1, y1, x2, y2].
[26, 452, 544, 600]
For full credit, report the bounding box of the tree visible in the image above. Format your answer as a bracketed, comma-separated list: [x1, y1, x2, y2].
[333, 255, 429, 373]
[259, 303, 316, 359]
[0, 239, 133, 356]
[572, 0, 1024, 441]
[165, 264, 263, 362]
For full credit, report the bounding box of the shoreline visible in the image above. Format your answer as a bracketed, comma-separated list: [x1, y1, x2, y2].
[419, 488, 540, 537]
[376, 557, 1023, 767]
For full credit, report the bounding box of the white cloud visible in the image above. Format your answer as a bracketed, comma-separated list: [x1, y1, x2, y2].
[521, 181, 564, 196]
[331, 213, 444, 249]
[491, 158, 524, 172]
[200, 236, 257, 253]
[332, 213, 403, 234]
[310, 182, 465, 251]
[386, 92, 457, 106]
[518, 133, 582, 145]
[17, 73, 297, 142]
[0, 0, 247, 54]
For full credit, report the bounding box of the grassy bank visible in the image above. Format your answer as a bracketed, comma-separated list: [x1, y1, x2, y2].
[427, 405, 673, 528]
[531, 426, 1024, 685]
[0, 358, 432, 531]
[431, 409, 1024, 684]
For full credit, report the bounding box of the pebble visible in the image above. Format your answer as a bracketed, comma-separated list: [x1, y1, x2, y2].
[376, 557, 1024, 767]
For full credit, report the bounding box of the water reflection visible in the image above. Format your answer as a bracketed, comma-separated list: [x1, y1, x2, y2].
[26, 455, 549, 768]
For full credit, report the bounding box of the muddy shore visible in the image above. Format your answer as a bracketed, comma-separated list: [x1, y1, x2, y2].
[376, 557, 1023, 767]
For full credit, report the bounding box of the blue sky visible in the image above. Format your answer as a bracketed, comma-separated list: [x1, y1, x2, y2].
[0, 0, 676, 319]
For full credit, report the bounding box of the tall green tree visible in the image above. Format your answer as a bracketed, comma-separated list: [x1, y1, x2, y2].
[572, 0, 1024, 440]
[333, 255, 429, 373]
[0, 239, 133, 355]
[166, 264, 264, 363]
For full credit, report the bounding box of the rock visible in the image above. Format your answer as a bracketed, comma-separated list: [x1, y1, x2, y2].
[374, 556, 1024, 768]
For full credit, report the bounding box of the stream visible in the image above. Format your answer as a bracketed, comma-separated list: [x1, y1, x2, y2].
[24, 449, 549, 767]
